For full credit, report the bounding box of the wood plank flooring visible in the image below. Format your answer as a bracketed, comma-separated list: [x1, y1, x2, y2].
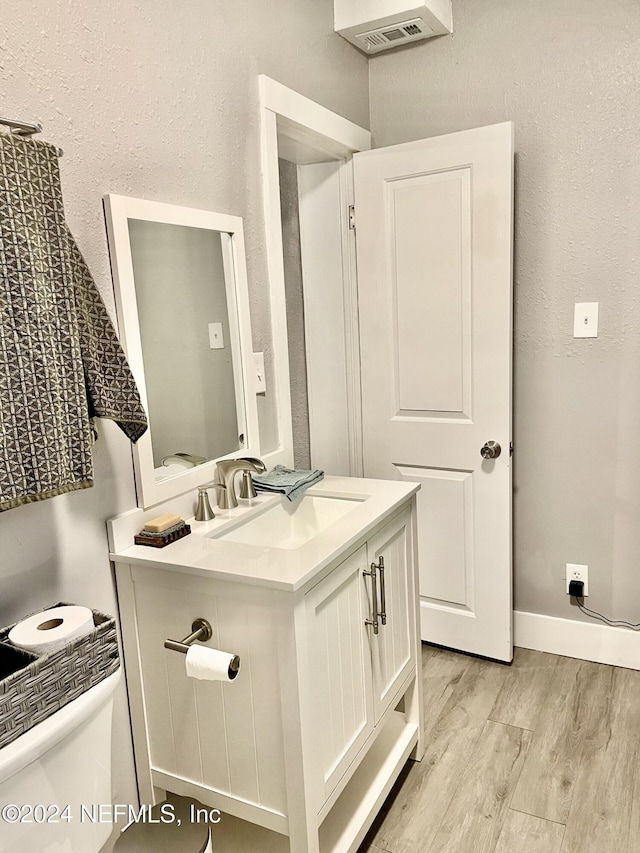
[359, 645, 640, 853]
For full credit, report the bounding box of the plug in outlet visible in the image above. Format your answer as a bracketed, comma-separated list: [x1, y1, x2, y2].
[566, 563, 588, 596]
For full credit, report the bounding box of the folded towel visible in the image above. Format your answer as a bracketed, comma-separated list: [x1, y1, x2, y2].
[0, 133, 147, 511]
[252, 465, 324, 502]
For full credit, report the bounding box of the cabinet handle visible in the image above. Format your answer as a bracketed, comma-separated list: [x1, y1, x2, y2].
[363, 566, 379, 634]
[375, 556, 387, 626]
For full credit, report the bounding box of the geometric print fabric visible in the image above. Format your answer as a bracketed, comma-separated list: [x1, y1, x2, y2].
[0, 133, 147, 511]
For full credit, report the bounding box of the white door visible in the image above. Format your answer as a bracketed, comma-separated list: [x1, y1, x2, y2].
[353, 123, 514, 662]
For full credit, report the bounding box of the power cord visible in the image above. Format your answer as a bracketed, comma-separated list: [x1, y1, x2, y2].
[574, 596, 640, 631]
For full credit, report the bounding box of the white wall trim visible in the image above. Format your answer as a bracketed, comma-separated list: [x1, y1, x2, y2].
[259, 75, 371, 157]
[339, 160, 364, 477]
[258, 75, 370, 470]
[259, 101, 294, 467]
[515, 610, 640, 671]
[297, 161, 351, 475]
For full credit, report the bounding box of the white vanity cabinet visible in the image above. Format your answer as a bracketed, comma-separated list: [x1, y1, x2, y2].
[110, 479, 423, 853]
[307, 510, 415, 810]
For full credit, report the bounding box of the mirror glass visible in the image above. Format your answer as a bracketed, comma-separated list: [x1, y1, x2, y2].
[104, 196, 259, 509]
[128, 220, 242, 469]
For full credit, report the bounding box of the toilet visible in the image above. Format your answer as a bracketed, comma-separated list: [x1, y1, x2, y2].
[0, 669, 121, 853]
[0, 668, 213, 853]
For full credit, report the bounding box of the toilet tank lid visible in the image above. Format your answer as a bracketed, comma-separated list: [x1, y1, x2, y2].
[0, 668, 121, 785]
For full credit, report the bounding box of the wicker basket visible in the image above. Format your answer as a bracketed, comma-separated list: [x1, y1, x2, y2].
[0, 603, 120, 749]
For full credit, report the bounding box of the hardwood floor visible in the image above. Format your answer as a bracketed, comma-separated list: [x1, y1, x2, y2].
[359, 644, 640, 853]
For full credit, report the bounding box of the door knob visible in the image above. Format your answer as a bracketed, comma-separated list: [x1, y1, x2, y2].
[481, 441, 501, 459]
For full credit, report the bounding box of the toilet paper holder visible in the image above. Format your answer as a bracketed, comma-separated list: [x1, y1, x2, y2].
[164, 618, 240, 674]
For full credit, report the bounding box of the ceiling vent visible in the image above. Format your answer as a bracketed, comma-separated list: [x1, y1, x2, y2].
[335, 1, 453, 54]
[354, 18, 434, 53]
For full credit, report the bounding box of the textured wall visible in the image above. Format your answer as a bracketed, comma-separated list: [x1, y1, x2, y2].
[0, 0, 367, 815]
[279, 159, 311, 469]
[369, 0, 640, 623]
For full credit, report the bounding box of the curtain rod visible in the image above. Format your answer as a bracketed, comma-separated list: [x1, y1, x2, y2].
[0, 116, 63, 157]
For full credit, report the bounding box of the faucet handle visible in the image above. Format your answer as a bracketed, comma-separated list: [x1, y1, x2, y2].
[239, 471, 257, 500]
[194, 482, 227, 522]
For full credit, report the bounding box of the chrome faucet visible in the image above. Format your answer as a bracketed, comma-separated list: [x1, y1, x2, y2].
[215, 457, 266, 509]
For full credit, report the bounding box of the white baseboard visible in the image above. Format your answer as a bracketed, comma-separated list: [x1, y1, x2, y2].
[514, 610, 640, 671]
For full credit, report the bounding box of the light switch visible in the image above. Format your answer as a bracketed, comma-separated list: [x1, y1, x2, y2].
[254, 352, 266, 394]
[208, 322, 224, 349]
[573, 302, 598, 338]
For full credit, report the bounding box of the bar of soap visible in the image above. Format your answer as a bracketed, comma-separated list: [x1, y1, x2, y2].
[144, 513, 182, 533]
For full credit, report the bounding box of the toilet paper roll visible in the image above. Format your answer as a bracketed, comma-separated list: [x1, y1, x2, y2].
[185, 645, 240, 682]
[8, 605, 95, 654]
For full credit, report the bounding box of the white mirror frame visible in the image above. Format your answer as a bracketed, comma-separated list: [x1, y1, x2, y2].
[104, 194, 260, 509]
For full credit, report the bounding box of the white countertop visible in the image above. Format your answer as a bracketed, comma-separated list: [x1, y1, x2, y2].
[109, 476, 419, 593]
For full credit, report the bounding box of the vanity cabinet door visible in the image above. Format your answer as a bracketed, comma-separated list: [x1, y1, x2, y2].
[305, 545, 375, 805]
[367, 508, 415, 725]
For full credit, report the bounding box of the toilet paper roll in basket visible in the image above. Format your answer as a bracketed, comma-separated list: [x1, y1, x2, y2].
[8, 605, 95, 654]
[185, 645, 240, 682]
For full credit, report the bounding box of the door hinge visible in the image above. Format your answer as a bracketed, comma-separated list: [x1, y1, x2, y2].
[348, 205, 356, 231]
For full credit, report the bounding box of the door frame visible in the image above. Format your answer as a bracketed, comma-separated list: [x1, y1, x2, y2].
[258, 75, 370, 474]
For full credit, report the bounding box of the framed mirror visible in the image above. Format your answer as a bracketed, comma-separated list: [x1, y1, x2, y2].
[104, 195, 259, 508]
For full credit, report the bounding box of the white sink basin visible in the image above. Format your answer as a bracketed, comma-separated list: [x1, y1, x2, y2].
[210, 494, 364, 550]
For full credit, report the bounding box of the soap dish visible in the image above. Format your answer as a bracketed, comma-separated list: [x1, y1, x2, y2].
[134, 524, 191, 548]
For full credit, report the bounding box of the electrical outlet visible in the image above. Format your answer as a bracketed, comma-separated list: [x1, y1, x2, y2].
[566, 563, 589, 596]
